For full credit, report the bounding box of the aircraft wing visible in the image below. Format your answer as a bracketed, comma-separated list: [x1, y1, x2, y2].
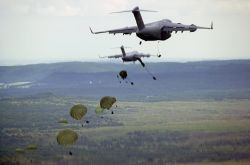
[100, 54, 123, 59]
[134, 54, 151, 58]
[90, 26, 137, 35]
[163, 22, 213, 32]
[137, 54, 162, 58]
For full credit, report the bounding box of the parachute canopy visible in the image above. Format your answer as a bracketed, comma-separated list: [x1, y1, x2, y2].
[70, 104, 87, 120]
[95, 106, 105, 114]
[117, 70, 134, 85]
[119, 70, 127, 80]
[58, 118, 68, 124]
[26, 144, 37, 150]
[15, 148, 25, 153]
[100, 96, 116, 110]
[56, 129, 78, 145]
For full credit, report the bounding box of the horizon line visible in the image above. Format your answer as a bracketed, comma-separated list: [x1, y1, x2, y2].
[1, 58, 250, 67]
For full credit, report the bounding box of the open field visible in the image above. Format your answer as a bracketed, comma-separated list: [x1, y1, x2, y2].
[1, 96, 250, 165]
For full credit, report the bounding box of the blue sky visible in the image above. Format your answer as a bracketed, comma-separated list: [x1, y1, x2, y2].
[0, 0, 250, 65]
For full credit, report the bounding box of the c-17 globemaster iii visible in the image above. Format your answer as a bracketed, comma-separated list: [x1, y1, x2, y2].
[100, 45, 160, 67]
[90, 6, 213, 44]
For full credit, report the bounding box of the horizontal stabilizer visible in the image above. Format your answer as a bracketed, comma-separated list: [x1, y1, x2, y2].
[111, 7, 157, 14]
[111, 46, 131, 49]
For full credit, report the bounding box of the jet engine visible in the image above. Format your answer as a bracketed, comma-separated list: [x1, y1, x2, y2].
[136, 26, 171, 41]
[160, 27, 171, 40]
[189, 24, 197, 32]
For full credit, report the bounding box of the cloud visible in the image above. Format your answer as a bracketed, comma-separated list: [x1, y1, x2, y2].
[1, 0, 249, 17]
[102, 0, 130, 12]
[216, 0, 250, 12]
[0, 0, 86, 16]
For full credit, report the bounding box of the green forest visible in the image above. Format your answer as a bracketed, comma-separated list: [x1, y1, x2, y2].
[1, 96, 250, 165]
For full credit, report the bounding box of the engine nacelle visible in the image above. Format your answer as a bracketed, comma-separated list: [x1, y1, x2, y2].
[189, 24, 197, 32]
[136, 26, 171, 41]
[160, 27, 171, 40]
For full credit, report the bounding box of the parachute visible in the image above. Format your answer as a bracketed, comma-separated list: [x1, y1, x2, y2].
[95, 106, 105, 114]
[70, 104, 87, 120]
[26, 144, 37, 150]
[58, 118, 68, 124]
[117, 70, 134, 85]
[100, 96, 116, 110]
[56, 129, 78, 145]
[119, 70, 127, 80]
[15, 148, 25, 153]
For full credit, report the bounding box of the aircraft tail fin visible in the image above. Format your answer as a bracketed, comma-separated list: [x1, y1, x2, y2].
[111, 46, 130, 57]
[111, 6, 156, 31]
[132, 6, 145, 30]
[120, 45, 126, 57]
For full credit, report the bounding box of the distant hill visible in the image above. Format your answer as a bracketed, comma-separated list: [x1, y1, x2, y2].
[1, 60, 250, 100]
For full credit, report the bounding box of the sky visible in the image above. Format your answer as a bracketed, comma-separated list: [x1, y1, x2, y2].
[0, 0, 250, 66]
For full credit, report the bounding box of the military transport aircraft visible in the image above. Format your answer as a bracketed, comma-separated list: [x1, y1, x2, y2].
[90, 6, 213, 44]
[100, 45, 160, 67]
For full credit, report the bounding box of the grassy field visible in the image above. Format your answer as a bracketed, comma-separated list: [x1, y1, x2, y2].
[0, 96, 250, 165]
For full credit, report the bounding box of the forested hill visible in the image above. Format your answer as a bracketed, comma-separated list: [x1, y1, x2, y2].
[1, 60, 250, 100]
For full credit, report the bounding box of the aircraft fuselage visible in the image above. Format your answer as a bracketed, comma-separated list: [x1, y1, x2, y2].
[122, 55, 138, 62]
[135, 19, 196, 41]
[136, 30, 171, 41]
